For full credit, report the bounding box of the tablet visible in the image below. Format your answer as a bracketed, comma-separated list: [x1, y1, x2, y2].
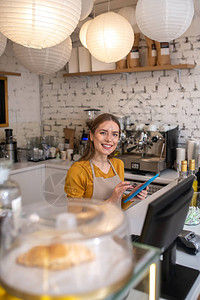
[123, 173, 159, 204]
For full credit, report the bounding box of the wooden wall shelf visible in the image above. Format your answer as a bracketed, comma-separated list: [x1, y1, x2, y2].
[63, 64, 195, 78]
[0, 71, 21, 77]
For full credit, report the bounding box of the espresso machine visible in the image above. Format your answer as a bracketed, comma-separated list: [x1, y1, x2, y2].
[116, 117, 178, 174]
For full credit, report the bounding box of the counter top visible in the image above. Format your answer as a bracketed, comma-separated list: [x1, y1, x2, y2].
[11, 159, 179, 198]
[10, 159, 73, 174]
[124, 168, 178, 184]
[10, 159, 178, 184]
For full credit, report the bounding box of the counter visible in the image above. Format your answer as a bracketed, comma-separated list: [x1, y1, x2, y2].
[127, 223, 200, 300]
[9, 160, 178, 207]
[125, 177, 200, 300]
[6, 160, 200, 299]
[10, 160, 73, 206]
[10, 159, 73, 174]
[10, 159, 178, 184]
[124, 168, 178, 184]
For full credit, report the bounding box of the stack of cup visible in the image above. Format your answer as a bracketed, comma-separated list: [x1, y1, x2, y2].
[187, 139, 195, 162]
[187, 139, 200, 171]
[176, 148, 186, 173]
[61, 150, 67, 160]
[67, 149, 73, 161]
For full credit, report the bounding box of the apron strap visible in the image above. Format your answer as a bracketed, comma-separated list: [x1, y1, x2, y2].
[90, 159, 121, 201]
[90, 159, 117, 176]
[108, 159, 118, 176]
[89, 160, 95, 178]
[89, 160, 96, 199]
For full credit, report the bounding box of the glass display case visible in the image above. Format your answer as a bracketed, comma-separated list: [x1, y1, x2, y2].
[109, 243, 160, 300]
[0, 243, 160, 300]
[0, 200, 160, 300]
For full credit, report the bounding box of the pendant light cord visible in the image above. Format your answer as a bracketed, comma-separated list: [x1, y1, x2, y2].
[108, 0, 110, 12]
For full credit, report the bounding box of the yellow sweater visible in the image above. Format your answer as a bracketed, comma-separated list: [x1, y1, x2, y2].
[64, 158, 124, 199]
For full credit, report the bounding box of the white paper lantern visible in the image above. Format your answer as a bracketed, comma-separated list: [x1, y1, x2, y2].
[13, 37, 72, 75]
[0, 0, 81, 49]
[79, 20, 93, 48]
[80, 0, 94, 21]
[136, 0, 194, 42]
[86, 12, 134, 63]
[0, 33, 7, 56]
[118, 7, 137, 27]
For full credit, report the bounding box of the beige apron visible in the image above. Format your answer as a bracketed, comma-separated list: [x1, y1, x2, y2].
[90, 159, 121, 201]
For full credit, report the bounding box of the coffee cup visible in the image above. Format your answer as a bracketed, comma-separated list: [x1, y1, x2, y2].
[50, 147, 56, 158]
[58, 143, 64, 152]
[61, 150, 67, 160]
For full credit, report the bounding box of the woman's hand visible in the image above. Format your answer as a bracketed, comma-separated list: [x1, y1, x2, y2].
[127, 183, 149, 202]
[107, 181, 133, 205]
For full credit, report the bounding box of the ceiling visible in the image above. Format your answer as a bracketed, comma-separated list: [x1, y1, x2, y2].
[93, 0, 138, 16]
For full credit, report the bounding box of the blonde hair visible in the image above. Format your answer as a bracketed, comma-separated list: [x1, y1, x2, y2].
[80, 113, 121, 161]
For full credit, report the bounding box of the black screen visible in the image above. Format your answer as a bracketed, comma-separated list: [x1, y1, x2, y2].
[139, 175, 194, 251]
[136, 175, 200, 299]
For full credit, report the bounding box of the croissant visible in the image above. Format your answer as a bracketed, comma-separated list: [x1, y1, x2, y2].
[16, 243, 94, 270]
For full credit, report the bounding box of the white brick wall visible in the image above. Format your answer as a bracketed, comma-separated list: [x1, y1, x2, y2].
[1, 17, 200, 151]
[0, 41, 41, 147]
[40, 18, 200, 148]
[41, 26, 200, 147]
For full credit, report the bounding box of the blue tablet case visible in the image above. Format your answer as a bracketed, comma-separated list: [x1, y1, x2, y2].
[123, 173, 159, 204]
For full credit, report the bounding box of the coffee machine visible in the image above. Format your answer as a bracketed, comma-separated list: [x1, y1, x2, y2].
[4, 129, 17, 162]
[116, 117, 178, 174]
[80, 109, 100, 155]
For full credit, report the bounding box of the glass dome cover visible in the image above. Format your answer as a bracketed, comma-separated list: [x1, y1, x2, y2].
[0, 199, 133, 299]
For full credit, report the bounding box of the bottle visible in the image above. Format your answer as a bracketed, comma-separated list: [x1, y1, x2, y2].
[188, 159, 198, 206]
[196, 155, 200, 191]
[56, 147, 60, 159]
[0, 159, 22, 244]
[26, 139, 31, 161]
[179, 160, 188, 181]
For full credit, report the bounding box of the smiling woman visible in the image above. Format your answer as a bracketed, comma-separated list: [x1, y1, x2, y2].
[64, 113, 148, 207]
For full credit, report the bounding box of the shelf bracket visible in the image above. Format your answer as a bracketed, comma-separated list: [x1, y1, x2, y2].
[174, 69, 181, 83]
[124, 73, 129, 86]
[85, 76, 90, 88]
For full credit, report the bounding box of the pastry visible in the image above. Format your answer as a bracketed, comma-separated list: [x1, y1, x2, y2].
[16, 243, 94, 270]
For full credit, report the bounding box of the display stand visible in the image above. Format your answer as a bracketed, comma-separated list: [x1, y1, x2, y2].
[108, 243, 160, 300]
[161, 242, 200, 300]
[0, 243, 160, 300]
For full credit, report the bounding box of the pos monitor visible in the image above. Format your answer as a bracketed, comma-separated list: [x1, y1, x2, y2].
[134, 175, 200, 299]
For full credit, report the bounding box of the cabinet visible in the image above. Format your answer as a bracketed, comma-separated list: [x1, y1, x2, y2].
[43, 166, 67, 207]
[10, 166, 45, 206]
[63, 64, 195, 77]
[10, 163, 68, 207]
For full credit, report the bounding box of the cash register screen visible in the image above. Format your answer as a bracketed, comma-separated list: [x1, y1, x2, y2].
[139, 175, 194, 251]
[138, 175, 200, 300]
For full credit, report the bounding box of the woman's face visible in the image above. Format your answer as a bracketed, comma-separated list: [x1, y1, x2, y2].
[90, 120, 120, 157]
